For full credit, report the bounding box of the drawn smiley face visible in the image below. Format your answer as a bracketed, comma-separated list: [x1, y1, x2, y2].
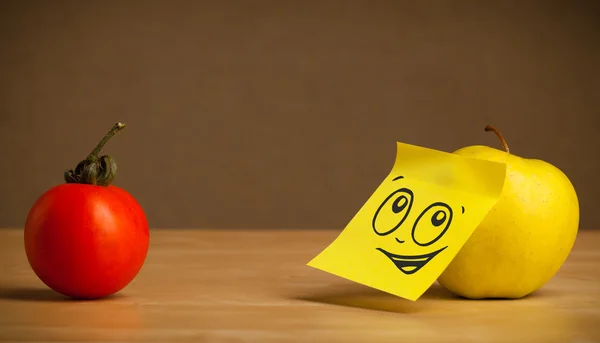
[372, 175, 464, 275]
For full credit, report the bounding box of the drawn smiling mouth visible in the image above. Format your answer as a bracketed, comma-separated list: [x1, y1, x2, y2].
[376, 246, 447, 275]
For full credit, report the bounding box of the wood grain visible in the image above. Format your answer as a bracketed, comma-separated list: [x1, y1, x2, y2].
[1, 229, 599, 343]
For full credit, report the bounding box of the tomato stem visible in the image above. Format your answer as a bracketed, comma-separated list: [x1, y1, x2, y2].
[64, 122, 127, 186]
[87, 122, 126, 161]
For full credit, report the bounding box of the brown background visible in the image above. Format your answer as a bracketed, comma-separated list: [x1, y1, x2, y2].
[1, 1, 598, 230]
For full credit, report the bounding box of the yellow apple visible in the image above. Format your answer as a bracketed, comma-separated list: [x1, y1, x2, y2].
[437, 125, 579, 299]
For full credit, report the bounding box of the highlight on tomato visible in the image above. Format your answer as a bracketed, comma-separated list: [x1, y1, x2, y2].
[24, 122, 150, 299]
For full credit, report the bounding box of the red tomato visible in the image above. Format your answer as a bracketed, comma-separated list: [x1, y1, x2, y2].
[23, 123, 149, 299]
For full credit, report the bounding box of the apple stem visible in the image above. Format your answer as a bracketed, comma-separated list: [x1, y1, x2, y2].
[484, 125, 509, 153]
[64, 122, 127, 186]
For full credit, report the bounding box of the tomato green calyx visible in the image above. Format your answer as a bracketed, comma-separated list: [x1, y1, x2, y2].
[64, 122, 127, 186]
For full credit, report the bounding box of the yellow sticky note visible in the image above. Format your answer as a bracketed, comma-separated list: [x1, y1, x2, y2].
[308, 142, 507, 301]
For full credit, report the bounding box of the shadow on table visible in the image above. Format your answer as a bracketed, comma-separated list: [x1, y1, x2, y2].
[0, 286, 123, 302]
[294, 282, 548, 314]
[294, 283, 456, 313]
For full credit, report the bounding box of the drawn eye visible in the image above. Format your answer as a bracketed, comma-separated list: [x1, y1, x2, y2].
[372, 188, 414, 236]
[412, 202, 453, 246]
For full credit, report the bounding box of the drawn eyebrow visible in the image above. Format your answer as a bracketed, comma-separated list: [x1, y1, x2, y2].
[392, 176, 404, 181]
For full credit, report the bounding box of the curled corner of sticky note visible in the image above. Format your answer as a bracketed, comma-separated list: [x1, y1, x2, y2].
[393, 141, 508, 200]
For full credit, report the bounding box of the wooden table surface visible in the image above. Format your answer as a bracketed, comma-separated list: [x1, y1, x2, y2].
[1, 229, 599, 343]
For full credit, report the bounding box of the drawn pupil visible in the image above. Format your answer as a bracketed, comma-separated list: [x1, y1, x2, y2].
[431, 210, 446, 227]
[392, 196, 408, 214]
